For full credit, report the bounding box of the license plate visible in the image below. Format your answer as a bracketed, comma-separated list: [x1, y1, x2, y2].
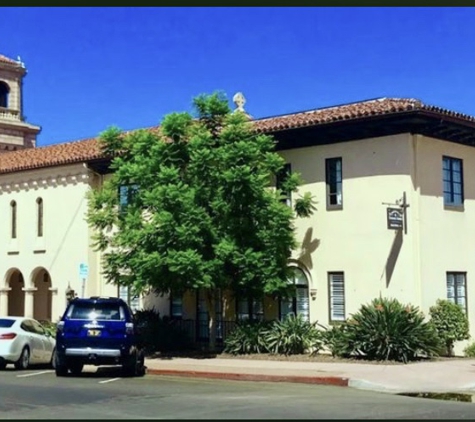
[87, 329, 101, 337]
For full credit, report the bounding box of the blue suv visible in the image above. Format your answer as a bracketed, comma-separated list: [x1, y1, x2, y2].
[55, 296, 145, 377]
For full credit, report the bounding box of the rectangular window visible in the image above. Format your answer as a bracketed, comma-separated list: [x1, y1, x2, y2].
[37, 198, 43, 237]
[118, 285, 140, 313]
[443, 156, 463, 207]
[11, 201, 17, 239]
[276, 163, 292, 207]
[237, 297, 264, 321]
[118, 183, 139, 214]
[170, 295, 183, 319]
[326, 157, 343, 209]
[447, 272, 467, 313]
[197, 289, 223, 340]
[328, 272, 345, 322]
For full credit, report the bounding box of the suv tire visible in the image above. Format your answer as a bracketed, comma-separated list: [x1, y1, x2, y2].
[122, 351, 145, 377]
[55, 353, 68, 377]
[69, 363, 84, 376]
[55, 366, 68, 377]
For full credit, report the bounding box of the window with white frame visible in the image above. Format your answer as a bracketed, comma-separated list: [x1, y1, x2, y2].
[118, 183, 139, 215]
[118, 285, 140, 313]
[326, 157, 343, 209]
[328, 272, 345, 322]
[276, 163, 292, 207]
[446, 272, 467, 313]
[279, 267, 309, 322]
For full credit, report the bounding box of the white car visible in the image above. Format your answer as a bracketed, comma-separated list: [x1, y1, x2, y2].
[0, 316, 56, 370]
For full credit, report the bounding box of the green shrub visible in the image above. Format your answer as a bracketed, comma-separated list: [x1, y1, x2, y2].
[263, 314, 323, 356]
[343, 297, 441, 363]
[429, 299, 470, 357]
[464, 342, 475, 358]
[320, 323, 355, 358]
[134, 308, 193, 354]
[223, 320, 272, 355]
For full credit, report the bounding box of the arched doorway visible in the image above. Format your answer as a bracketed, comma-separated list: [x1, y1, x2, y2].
[0, 81, 9, 108]
[32, 268, 52, 321]
[7, 269, 24, 316]
[279, 266, 310, 321]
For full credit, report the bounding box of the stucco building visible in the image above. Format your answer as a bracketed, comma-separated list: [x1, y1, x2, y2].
[1, 53, 475, 352]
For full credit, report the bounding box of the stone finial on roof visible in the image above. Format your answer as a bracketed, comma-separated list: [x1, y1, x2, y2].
[16, 56, 25, 68]
[233, 92, 246, 113]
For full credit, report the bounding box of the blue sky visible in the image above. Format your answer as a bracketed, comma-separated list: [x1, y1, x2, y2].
[2, 7, 475, 147]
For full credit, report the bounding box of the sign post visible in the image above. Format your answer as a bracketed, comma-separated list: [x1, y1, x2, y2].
[79, 263, 89, 298]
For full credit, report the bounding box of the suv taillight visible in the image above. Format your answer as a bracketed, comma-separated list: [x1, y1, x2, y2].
[56, 321, 65, 333]
[125, 322, 134, 335]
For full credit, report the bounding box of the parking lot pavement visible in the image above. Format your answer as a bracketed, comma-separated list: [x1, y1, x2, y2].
[2, 368, 475, 420]
[0, 365, 128, 385]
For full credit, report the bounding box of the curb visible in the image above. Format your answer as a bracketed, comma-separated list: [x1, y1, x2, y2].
[146, 368, 349, 386]
[348, 379, 402, 393]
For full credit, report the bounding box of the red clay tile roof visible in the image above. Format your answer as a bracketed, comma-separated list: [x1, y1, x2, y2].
[1, 97, 475, 175]
[0, 137, 103, 174]
[0, 54, 20, 66]
[253, 97, 475, 133]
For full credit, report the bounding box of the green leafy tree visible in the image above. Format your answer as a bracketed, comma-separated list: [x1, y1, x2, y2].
[87, 92, 316, 350]
[429, 299, 470, 356]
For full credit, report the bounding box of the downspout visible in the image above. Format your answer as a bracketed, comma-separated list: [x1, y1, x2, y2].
[411, 134, 423, 310]
[83, 163, 104, 297]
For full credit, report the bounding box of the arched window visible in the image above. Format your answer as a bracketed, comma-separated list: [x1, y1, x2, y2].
[10, 200, 17, 239]
[279, 266, 310, 322]
[36, 197, 43, 237]
[0, 81, 10, 108]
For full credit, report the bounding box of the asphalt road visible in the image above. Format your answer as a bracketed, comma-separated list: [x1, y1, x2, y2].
[1, 365, 475, 419]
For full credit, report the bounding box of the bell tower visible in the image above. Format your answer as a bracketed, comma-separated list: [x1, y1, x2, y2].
[0, 53, 41, 153]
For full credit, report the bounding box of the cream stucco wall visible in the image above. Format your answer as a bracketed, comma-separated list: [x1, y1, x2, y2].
[414, 135, 475, 353]
[282, 134, 419, 326]
[282, 132, 475, 354]
[0, 163, 104, 321]
[2, 129, 474, 354]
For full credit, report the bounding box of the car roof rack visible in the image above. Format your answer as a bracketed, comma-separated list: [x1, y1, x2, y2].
[89, 296, 118, 299]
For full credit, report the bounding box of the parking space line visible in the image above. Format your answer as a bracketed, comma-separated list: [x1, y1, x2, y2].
[99, 377, 121, 384]
[17, 370, 53, 378]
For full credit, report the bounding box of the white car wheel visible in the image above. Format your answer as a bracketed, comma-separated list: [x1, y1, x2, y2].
[14, 347, 30, 370]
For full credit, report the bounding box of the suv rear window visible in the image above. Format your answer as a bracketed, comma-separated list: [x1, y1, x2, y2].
[0, 318, 15, 328]
[66, 303, 125, 321]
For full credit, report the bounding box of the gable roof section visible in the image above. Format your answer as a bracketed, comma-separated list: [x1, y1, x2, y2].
[1, 97, 475, 175]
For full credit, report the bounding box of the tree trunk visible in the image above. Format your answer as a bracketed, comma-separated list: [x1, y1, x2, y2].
[205, 290, 217, 352]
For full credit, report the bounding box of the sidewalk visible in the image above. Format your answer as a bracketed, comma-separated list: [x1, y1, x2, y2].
[144, 356, 475, 394]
